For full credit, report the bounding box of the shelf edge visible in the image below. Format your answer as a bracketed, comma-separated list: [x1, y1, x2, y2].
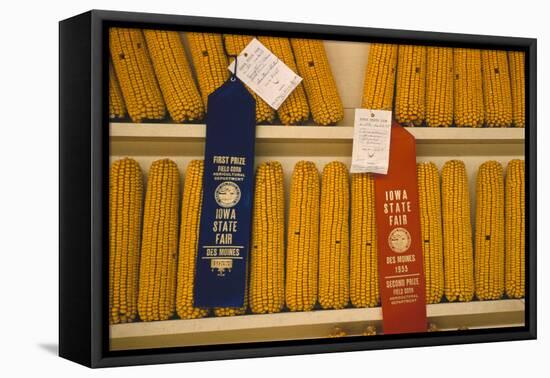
[110, 123, 525, 143]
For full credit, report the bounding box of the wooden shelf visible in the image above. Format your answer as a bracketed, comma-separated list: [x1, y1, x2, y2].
[110, 299, 524, 351]
[110, 123, 525, 144]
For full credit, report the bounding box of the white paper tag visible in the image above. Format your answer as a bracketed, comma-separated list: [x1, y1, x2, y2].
[228, 38, 302, 110]
[350, 109, 392, 174]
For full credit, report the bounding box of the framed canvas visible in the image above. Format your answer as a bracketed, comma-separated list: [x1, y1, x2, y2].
[59, 9, 536, 368]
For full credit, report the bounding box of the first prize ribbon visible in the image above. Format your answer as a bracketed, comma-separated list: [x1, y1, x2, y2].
[194, 63, 256, 308]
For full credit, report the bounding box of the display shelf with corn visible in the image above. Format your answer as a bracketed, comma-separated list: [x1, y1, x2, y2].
[108, 155, 526, 350]
[108, 33, 527, 348]
[108, 36, 526, 128]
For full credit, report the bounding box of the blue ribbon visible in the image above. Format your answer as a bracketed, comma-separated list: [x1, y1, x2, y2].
[194, 74, 256, 308]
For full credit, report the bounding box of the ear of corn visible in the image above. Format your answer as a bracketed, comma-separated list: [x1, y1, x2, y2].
[505, 159, 525, 298]
[291, 39, 344, 126]
[453, 48, 484, 127]
[258, 36, 310, 125]
[508, 51, 526, 128]
[138, 159, 180, 322]
[143, 30, 204, 123]
[286, 161, 320, 311]
[186, 32, 229, 110]
[224, 34, 276, 124]
[417, 162, 444, 304]
[350, 173, 379, 308]
[176, 160, 209, 319]
[441, 160, 474, 302]
[395, 45, 427, 126]
[250, 162, 285, 314]
[109, 61, 127, 119]
[481, 50, 513, 127]
[361, 43, 398, 111]
[109, 158, 143, 324]
[319, 162, 349, 310]
[109, 28, 166, 122]
[474, 161, 505, 300]
[426, 47, 454, 127]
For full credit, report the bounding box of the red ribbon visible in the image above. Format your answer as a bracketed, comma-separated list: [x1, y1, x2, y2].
[374, 123, 427, 334]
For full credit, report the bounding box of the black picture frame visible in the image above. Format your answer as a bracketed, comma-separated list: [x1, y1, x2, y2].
[59, 9, 537, 368]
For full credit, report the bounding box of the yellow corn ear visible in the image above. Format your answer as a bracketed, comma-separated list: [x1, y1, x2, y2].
[417, 162, 444, 304]
[109, 158, 143, 324]
[143, 30, 205, 122]
[441, 160, 474, 302]
[186, 33, 229, 110]
[223, 34, 276, 124]
[258, 36, 310, 125]
[176, 160, 209, 319]
[291, 39, 344, 126]
[453, 48, 484, 127]
[138, 159, 180, 321]
[481, 50, 513, 127]
[361, 43, 398, 111]
[319, 162, 349, 309]
[350, 173, 379, 308]
[426, 47, 454, 127]
[109, 28, 166, 122]
[286, 161, 320, 311]
[109, 61, 126, 119]
[474, 161, 505, 300]
[508, 52, 526, 128]
[505, 159, 525, 298]
[395, 45, 427, 126]
[250, 162, 285, 314]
